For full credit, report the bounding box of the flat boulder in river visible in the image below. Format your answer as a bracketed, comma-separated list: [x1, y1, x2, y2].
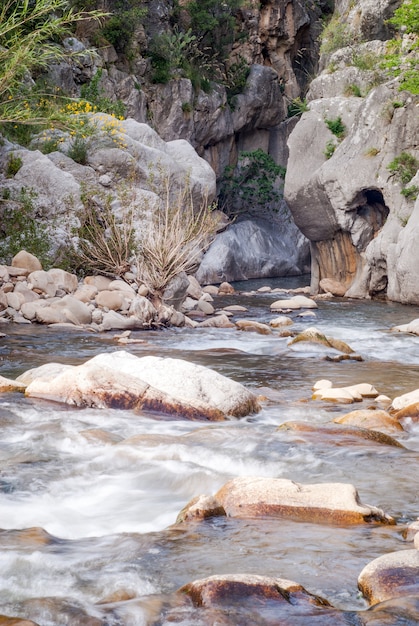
[23, 351, 260, 420]
[178, 476, 394, 525]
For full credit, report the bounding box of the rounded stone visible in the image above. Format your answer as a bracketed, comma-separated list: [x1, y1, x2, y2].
[12, 250, 42, 272]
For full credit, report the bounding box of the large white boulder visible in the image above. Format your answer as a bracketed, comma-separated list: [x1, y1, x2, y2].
[24, 351, 260, 419]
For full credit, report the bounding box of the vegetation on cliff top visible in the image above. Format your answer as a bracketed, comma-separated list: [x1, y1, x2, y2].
[0, 0, 105, 132]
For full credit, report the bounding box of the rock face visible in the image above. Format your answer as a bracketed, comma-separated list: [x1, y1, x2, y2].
[23, 351, 260, 420]
[285, 33, 419, 303]
[196, 216, 310, 284]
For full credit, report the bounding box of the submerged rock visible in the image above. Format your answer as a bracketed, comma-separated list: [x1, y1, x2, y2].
[289, 327, 354, 354]
[235, 319, 272, 334]
[361, 595, 419, 625]
[358, 550, 419, 605]
[279, 421, 404, 448]
[23, 351, 260, 419]
[0, 527, 57, 549]
[334, 410, 403, 434]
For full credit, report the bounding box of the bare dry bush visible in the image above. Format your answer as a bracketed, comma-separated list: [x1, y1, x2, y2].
[136, 175, 218, 297]
[75, 174, 218, 294]
[76, 193, 135, 277]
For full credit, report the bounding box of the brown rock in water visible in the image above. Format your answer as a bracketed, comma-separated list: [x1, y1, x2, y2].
[0, 527, 56, 548]
[214, 476, 393, 524]
[313, 383, 378, 403]
[319, 278, 347, 296]
[235, 319, 272, 335]
[289, 327, 354, 354]
[358, 550, 419, 605]
[218, 281, 235, 294]
[278, 421, 404, 448]
[392, 389, 419, 412]
[19, 598, 102, 626]
[0, 617, 40, 626]
[403, 519, 419, 541]
[394, 401, 419, 422]
[360, 595, 419, 625]
[334, 410, 403, 434]
[79, 429, 123, 445]
[270, 315, 293, 327]
[179, 573, 331, 608]
[176, 495, 226, 523]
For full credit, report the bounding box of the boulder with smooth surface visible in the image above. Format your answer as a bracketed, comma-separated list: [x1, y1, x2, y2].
[359, 550, 419, 605]
[216, 476, 393, 524]
[24, 351, 260, 419]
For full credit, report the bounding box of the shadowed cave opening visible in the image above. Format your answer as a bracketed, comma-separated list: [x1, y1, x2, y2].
[356, 189, 390, 233]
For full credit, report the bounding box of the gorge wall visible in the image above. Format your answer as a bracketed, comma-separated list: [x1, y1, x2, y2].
[2, 0, 418, 301]
[284, 0, 419, 304]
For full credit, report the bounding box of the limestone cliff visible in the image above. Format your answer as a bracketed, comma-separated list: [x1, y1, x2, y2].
[284, 0, 419, 303]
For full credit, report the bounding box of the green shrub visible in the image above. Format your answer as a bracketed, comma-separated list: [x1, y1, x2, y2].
[387, 0, 419, 35]
[399, 68, 419, 95]
[67, 135, 89, 164]
[81, 69, 126, 118]
[6, 153, 23, 177]
[324, 139, 337, 159]
[181, 102, 193, 113]
[187, 0, 243, 62]
[325, 116, 346, 138]
[0, 122, 38, 147]
[401, 185, 419, 200]
[149, 27, 211, 88]
[219, 149, 284, 218]
[344, 83, 363, 97]
[388, 152, 419, 184]
[0, 188, 52, 266]
[225, 57, 250, 108]
[100, 3, 146, 55]
[39, 137, 60, 154]
[351, 52, 377, 71]
[364, 147, 380, 157]
[287, 97, 309, 118]
[320, 14, 353, 54]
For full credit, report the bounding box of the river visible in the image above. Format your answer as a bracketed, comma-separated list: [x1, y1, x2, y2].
[0, 277, 419, 625]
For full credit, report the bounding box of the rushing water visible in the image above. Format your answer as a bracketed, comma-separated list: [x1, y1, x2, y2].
[1, 277, 419, 625]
